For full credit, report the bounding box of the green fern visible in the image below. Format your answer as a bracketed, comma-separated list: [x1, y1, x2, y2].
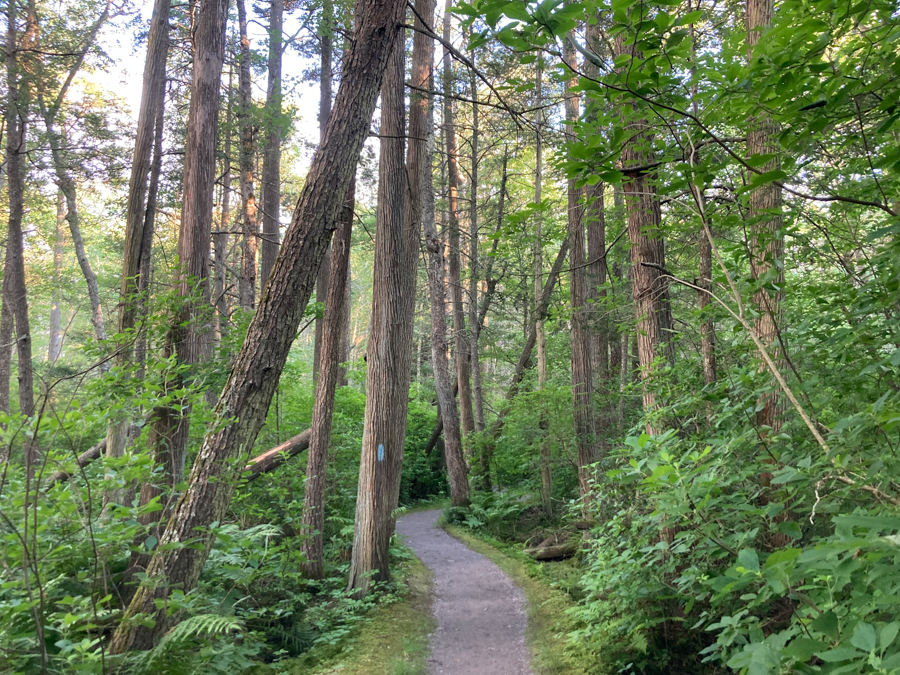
[130, 613, 244, 675]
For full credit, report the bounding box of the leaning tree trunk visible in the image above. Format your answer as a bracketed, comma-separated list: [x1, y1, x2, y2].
[299, 176, 355, 579]
[616, 37, 674, 435]
[313, 0, 334, 380]
[564, 31, 597, 502]
[110, 0, 408, 649]
[347, 28, 419, 598]
[237, 0, 258, 311]
[419, 0, 469, 507]
[442, 1, 474, 439]
[106, 0, 170, 493]
[5, 0, 36, 469]
[259, 0, 283, 288]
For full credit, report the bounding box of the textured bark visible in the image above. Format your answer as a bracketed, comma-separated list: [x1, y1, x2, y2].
[347, 31, 418, 597]
[300, 176, 355, 579]
[467, 60, 485, 434]
[243, 429, 312, 481]
[106, 0, 170, 489]
[616, 38, 674, 435]
[237, 0, 258, 311]
[214, 65, 234, 345]
[564, 32, 597, 501]
[313, 0, 334, 380]
[747, 0, 783, 432]
[259, 0, 284, 288]
[0, 255, 12, 423]
[699, 232, 717, 386]
[442, 2, 474, 439]
[49, 193, 65, 363]
[6, 0, 36, 468]
[420, 3, 469, 506]
[110, 0, 405, 648]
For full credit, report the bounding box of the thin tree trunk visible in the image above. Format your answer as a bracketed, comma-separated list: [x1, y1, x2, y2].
[110, 0, 406, 649]
[534, 58, 551, 517]
[49, 192, 64, 363]
[106, 0, 170, 494]
[6, 0, 36, 469]
[0, 256, 12, 423]
[313, 0, 334, 380]
[442, 1, 474, 439]
[421, 5, 468, 506]
[564, 31, 597, 502]
[347, 28, 418, 597]
[215, 64, 233, 345]
[300, 175, 355, 579]
[259, 0, 283, 289]
[238, 0, 258, 311]
[467, 57, 485, 435]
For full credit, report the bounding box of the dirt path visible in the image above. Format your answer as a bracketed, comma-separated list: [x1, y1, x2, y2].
[396, 509, 533, 675]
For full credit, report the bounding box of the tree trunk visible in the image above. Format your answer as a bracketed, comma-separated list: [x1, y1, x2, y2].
[0, 256, 12, 424]
[467, 58, 485, 434]
[110, 0, 408, 648]
[238, 0, 258, 311]
[347, 28, 418, 597]
[106, 0, 170, 492]
[5, 0, 36, 469]
[616, 38, 674, 435]
[259, 0, 283, 289]
[747, 0, 783, 432]
[534, 59, 551, 517]
[300, 175, 356, 579]
[564, 32, 597, 502]
[49, 192, 65, 363]
[421, 3, 469, 506]
[313, 0, 334, 381]
[442, 1, 474, 439]
[214, 64, 233, 345]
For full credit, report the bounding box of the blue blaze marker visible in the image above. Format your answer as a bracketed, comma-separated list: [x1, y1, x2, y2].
[378, 444, 385, 461]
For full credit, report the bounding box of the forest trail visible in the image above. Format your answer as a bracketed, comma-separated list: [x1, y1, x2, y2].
[396, 510, 533, 675]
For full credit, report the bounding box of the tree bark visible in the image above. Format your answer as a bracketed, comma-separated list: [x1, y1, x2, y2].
[313, 0, 334, 381]
[49, 192, 65, 363]
[214, 64, 234, 345]
[299, 175, 356, 579]
[5, 0, 36, 469]
[110, 0, 407, 648]
[616, 37, 674, 435]
[467, 57, 485, 434]
[441, 1, 474, 439]
[564, 31, 597, 501]
[347, 28, 418, 597]
[420, 3, 469, 506]
[106, 0, 170, 492]
[747, 0, 783, 432]
[237, 0, 258, 311]
[259, 0, 284, 288]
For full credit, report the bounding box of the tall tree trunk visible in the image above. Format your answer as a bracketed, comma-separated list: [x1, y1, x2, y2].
[6, 0, 36, 469]
[441, 1, 474, 439]
[347, 29, 417, 597]
[300, 175, 355, 579]
[0, 257, 12, 424]
[747, 0, 783, 432]
[259, 0, 283, 289]
[534, 58, 551, 518]
[215, 64, 233, 345]
[467, 59, 485, 434]
[110, 0, 406, 649]
[106, 0, 170, 493]
[616, 37, 673, 435]
[564, 31, 597, 502]
[49, 192, 65, 363]
[421, 3, 469, 506]
[238, 0, 258, 311]
[313, 0, 334, 380]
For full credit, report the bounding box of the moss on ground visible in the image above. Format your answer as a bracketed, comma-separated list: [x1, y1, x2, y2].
[443, 523, 593, 675]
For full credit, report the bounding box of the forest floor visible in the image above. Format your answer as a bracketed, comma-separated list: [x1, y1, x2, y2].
[396, 509, 533, 675]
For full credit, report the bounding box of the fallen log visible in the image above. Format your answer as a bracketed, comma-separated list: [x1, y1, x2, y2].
[242, 428, 312, 482]
[524, 542, 577, 561]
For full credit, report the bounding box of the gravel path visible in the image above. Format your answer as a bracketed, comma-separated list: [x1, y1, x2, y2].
[396, 510, 533, 675]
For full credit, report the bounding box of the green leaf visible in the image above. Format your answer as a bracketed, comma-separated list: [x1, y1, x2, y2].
[738, 548, 760, 572]
[850, 621, 876, 653]
[783, 637, 824, 661]
[881, 623, 900, 651]
[816, 646, 862, 662]
[811, 611, 840, 640]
